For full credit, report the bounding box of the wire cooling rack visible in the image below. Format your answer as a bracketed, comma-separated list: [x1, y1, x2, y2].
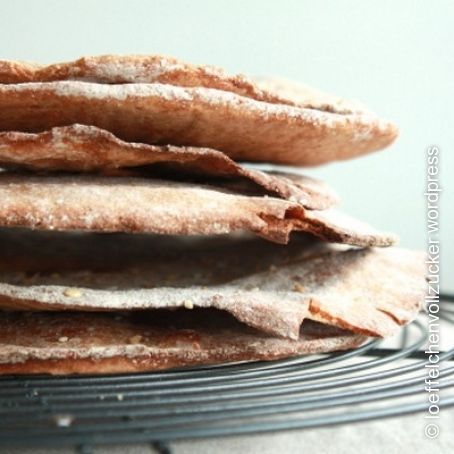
[0, 295, 453, 453]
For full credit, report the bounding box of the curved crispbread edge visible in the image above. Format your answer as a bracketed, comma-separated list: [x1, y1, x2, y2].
[0, 238, 424, 339]
[0, 81, 398, 166]
[0, 311, 367, 375]
[1, 55, 367, 116]
[0, 124, 339, 210]
[0, 173, 396, 246]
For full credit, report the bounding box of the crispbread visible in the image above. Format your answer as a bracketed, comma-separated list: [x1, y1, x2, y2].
[0, 124, 338, 210]
[0, 55, 371, 115]
[0, 80, 397, 166]
[0, 311, 367, 375]
[0, 229, 425, 339]
[0, 173, 396, 246]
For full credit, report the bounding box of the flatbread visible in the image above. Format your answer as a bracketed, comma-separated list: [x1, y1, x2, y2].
[0, 173, 396, 246]
[0, 311, 366, 375]
[0, 229, 425, 339]
[0, 55, 374, 115]
[0, 80, 397, 166]
[0, 124, 338, 210]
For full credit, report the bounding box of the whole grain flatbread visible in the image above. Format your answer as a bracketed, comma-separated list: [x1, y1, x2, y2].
[0, 229, 424, 339]
[0, 124, 338, 210]
[0, 80, 397, 166]
[0, 173, 396, 246]
[0, 311, 366, 375]
[0, 55, 371, 115]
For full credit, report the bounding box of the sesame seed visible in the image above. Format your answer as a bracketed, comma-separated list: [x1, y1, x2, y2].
[293, 283, 306, 293]
[129, 335, 143, 344]
[63, 288, 82, 298]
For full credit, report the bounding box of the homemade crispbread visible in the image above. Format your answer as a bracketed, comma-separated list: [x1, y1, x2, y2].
[0, 54, 418, 376]
[0, 80, 397, 166]
[0, 173, 396, 246]
[0, 55, 371, 115]
[0, 230, 424, 339]
[0, 311, 366, 375]
[0, 124, 338, 210]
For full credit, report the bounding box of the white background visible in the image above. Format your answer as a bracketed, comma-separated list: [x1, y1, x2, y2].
[1, 0, 452, 291]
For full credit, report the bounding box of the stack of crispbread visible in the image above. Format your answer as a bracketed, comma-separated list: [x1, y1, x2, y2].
[0, 56, 424, 375]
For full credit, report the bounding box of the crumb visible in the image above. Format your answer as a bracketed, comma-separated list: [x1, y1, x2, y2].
[54, 414, 74, 427]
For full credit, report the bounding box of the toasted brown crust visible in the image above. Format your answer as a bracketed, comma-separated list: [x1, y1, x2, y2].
[0, 311, 367, 375]
[0, 230, 425, 339]
[0, 55, 298, 106]
[0, 124, 338, 210]
[0, 173, 396, 246]
[0, 81, 398, 166]
[0, 55, 366, 115]
[0, 60, 42, 84]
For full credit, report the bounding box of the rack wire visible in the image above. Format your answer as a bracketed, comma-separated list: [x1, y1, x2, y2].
[0, 294, 453, 452]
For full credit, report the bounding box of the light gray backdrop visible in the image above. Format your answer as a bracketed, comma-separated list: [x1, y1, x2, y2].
[1, 0, 452, 291]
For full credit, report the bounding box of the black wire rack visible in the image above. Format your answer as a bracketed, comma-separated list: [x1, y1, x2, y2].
[1, 294, 453, 453]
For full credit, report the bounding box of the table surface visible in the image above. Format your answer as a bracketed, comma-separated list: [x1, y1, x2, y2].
[1, 410, 452, 454]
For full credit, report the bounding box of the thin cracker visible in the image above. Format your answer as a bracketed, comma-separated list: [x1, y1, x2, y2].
[0, 173, 396, 246]
[0, 55, 371, 115]
[0, 80, 397, 166]
[0, 230, 424, 339]
[0, 311, 366, 375]
[0, 124, 338, 210]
